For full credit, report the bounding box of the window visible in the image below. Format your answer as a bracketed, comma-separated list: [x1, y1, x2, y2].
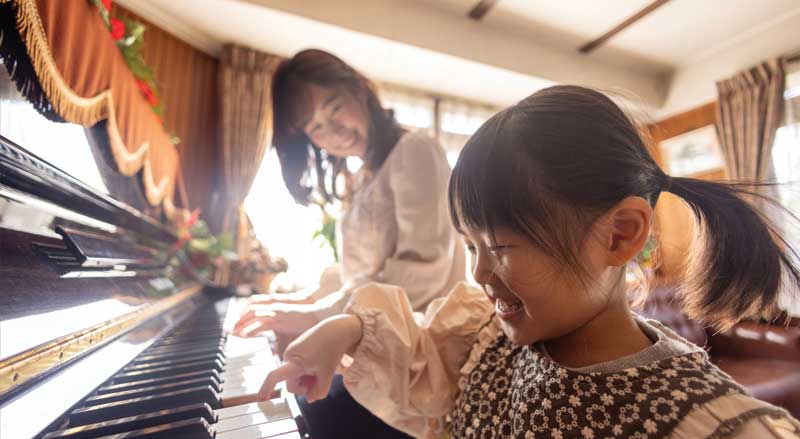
[438, 99, 498, 164]
[244, 149, 337, 289]
[378, 85, 435, 133]
[771, 62, 800, 315]
[0, 66, 107, 194]
[377, 83, 500, 167]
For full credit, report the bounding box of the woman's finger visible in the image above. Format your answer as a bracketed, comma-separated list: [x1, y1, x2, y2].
[258, 361, 304, 400]
[233, 310, 276, 336]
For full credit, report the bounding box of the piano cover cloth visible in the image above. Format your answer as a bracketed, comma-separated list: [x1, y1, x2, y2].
[0, 0, 178, 209]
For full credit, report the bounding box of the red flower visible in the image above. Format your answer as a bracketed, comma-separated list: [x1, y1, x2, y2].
[110, 18, 125, 41]
[101, 0, 113, 11]
[135, 79, 159, 107]
[187, 209, 201, 228]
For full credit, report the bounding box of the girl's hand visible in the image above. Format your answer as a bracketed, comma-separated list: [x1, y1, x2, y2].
[258, 315, 362, 402]
[232, 303, 319, 337]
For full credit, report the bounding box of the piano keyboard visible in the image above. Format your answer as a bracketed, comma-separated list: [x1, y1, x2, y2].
[40, 298, 309, 439]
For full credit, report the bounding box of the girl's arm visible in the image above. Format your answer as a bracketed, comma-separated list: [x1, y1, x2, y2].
[260, 282, 494, 438]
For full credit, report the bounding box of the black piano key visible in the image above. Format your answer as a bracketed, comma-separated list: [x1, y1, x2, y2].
[93, 417, 214, 439]
[151, 335, 223, 347]
[160, 328, 223, 338]
[85, 377, 222, 406]
[69, 386, 220, 426]
[42, 404, 216, 438]
[143, 340, 225, 356]
[96, 370, 222, 395]
[111, 358, 223, 383]
[132, 346, 225, 364]
[122, 352, 225, 372]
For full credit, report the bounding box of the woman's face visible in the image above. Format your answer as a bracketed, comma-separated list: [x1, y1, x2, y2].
[303, 82, 370, 159]
[461, 223, 617, 346]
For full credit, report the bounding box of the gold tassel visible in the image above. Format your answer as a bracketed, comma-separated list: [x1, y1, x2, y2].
[14, 0, 109, 126]
[11, 0, 176, 210]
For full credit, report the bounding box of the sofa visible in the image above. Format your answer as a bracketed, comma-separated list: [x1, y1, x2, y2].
[637, 285, 800, 418]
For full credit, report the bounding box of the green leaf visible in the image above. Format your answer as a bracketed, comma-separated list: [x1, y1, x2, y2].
[217, 232, 234, 251]
[188, 237, 215, 253]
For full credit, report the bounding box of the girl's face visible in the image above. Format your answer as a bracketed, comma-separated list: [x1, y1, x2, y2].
[461, 219, 622, 346]
[303, 83, 370, 159]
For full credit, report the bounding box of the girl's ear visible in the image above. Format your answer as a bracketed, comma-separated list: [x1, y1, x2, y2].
[604, 197, 653, 267]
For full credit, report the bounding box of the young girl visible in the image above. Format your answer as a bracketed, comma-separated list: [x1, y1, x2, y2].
[259, 85, 800, 438]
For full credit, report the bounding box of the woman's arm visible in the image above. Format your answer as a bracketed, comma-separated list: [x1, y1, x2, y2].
[379, 135, 463, 306]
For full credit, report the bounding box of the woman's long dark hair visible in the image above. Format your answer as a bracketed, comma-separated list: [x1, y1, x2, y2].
[272, 49, 403, 205]
[449, 85, 800, 330]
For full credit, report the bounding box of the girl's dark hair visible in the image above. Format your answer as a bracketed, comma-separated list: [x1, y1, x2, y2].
[449, 85, 800, 330]
[272, 49, 403, 205]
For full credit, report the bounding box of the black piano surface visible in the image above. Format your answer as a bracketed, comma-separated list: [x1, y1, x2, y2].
[0, 136, 307, 438]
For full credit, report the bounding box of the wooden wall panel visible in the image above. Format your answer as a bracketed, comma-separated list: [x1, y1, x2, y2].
[647, 102, 726, 281]
[114, 7, 219, 214]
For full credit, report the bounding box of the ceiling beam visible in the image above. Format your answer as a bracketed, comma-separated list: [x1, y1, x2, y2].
[468, 0, 499, 21]
[578, 0, 671, 54]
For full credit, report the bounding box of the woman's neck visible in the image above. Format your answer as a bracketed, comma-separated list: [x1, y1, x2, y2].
[543, 286, 653, 369]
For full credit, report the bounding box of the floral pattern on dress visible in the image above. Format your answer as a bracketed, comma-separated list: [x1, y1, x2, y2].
[449, 333, 748, 439]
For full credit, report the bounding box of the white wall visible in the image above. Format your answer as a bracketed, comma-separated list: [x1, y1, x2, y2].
[657, 8, 800, 119]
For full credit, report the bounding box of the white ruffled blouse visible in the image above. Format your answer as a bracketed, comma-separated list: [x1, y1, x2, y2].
[311, 130, 466, 320]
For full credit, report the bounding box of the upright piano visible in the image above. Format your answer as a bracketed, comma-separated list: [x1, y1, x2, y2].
[0, 135, 309, 438]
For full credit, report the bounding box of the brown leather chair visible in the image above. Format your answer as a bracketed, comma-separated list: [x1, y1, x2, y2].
[637, 285, 800, 418]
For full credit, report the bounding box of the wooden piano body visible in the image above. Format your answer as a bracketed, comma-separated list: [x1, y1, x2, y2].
[0, 135, 308, 438]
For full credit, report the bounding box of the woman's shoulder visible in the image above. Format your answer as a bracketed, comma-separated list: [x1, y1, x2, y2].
[390, 130, 447, 162]
[668, 393, 800, 439]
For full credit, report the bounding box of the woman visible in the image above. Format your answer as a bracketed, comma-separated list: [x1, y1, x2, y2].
[234, 49, 466, 438]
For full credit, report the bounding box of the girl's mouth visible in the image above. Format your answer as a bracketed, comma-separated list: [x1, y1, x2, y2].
[495, 296, 524, 321]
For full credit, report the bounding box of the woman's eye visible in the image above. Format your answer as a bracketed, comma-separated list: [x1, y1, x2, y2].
[466, 245, 476, 253]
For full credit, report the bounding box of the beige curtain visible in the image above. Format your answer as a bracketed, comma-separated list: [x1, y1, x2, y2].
[218, 44, 281, 234]
[715, 58, 786, 184]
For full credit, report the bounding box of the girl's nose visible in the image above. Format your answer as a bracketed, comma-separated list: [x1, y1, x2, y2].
[471, 251, 494, 285]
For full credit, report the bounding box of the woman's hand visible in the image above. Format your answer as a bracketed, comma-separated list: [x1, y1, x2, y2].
[232, 303, 320, 337]
[258, 315, 362, 402]
[246, 290, 315, 306]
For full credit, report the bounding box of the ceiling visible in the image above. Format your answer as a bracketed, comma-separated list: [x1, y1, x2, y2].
[424, 0, 800, 69]
[119, 0, 800, 117]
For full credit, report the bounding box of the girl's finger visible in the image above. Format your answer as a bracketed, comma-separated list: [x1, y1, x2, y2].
[258, 361, 304, 401]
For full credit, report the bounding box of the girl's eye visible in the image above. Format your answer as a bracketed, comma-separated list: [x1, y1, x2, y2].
[465, 245, 476, 253]
[489, 245, 510, 255]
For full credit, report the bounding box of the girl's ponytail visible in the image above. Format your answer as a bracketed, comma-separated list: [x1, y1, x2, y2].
[665, 176, 800, 329]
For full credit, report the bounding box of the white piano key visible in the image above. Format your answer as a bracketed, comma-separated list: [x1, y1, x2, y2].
[215, 418, 299, 439]
[215, 400, 295, 432]
[216, 400, 291, 419]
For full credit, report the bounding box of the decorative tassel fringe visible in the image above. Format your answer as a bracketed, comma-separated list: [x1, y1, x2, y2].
[12, 0, 109, 126]
[0, 1, 62, 122]
[0, 0, 176, 210]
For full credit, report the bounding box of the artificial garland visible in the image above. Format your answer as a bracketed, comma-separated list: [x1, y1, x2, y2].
[92, 0, 164, 120]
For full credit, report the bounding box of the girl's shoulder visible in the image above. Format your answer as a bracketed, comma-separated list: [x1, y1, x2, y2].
[669, 393, 800, 439]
